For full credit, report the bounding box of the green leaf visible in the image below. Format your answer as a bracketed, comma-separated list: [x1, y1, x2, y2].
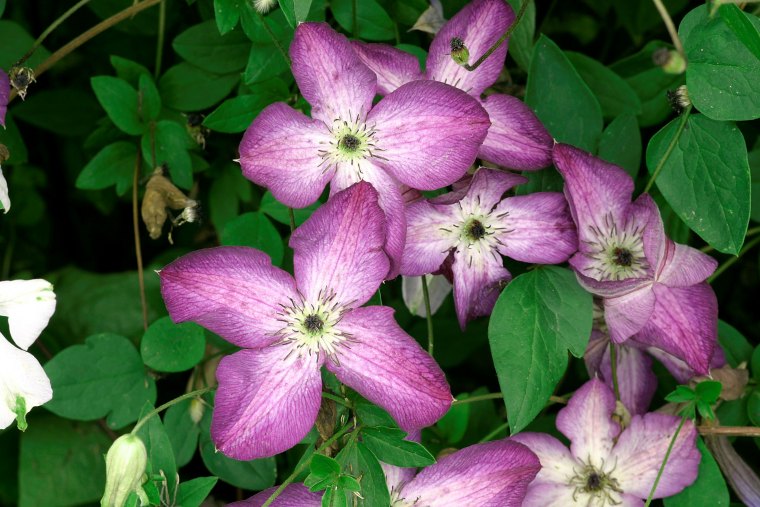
[260, 190, 320, 227]
[565, 52, 642, 119]
[488, 267, 593, 433]
[331, 0, 394, 41]
[279, 0, 313, 26]
[175, 477, 218, 507]
[525, 35, 603, 152]
[695, 380, 722, 404]
[173, 20, 250, 74]
[338, 475, 361, 492]
[360, 427, 435, 467]
[665, 385, 697, 403]
[646, 114, 751, 254]
[505, 0, 535, 72]
[311, 454, 342, 480]
[44, 333, 156, 429]
[597, 113, 642, 178]
[159, 63, 239, 111]
[91, 76, 144, 135]
[140, 316, 206, 372]
[141, 120, 194, 189]
[335, 441, 390, 507]
[209, 164, 249, 232]
[322, 487, 348, 507]
[436, 397, 470, 444]
[681, 6, 760, 121]
[753, 345, 760, 382]
[163, 399, 201, 468]
[76, 141, 136, 195]
[0, 20, 50, 69]
[138, 74, 161, 122]
[12, 88, 102, 137]
[204, 80, 289, 133]
[136, 402, 178, 500]
[110, 55, 151, 86]
[244, 42, 290, 84]
[719, 4, 760, 62]
[0, 114, 29, 165]
[663, 437, 730, 507]
[221, 212, 284, 266]
[213, 0, 243, 35]
[354, 402, 397, 429]
[748, 389, 760, 426]
[18, 416, 110, 507]
[750, 148, 760, 223]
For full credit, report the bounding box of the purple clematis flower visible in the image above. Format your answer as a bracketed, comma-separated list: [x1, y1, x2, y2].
[553, 143, 719, 375]
[512, 378, 700, 506]
[234, 439, 540, 506]
[400, 167, 577, 328]
[352, 0, 554, 171]
[159, 183, 452, 460]
[0, 68, 9, 128]
[239, 22, 490, 277]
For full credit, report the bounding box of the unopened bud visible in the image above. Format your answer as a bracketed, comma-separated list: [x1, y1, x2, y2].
[8, 66, 36, 100]
[101, 434, 148, 507]
[189, 398, 204, 424]
[450, 37, 470, 67]
[652, 48, 686, 75]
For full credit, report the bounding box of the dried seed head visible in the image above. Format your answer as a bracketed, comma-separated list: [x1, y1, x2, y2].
[141, 167, 199, 240]
[8, 67, 36, 100]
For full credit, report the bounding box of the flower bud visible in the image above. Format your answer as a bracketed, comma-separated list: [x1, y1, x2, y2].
[101, 434, 148, 507]
[652, 48, 686, 75]
[450, 37, 470, 67]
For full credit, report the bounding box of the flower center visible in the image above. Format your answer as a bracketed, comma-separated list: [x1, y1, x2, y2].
[583, 213, 649, 281]
[303, 314, 324, 334]
[568, 460, 623, 506]
[465, 219, 487, 241]
[612, 247, 633, 267]
[339, 134, 361, 153]
[318, 118, 382, 179]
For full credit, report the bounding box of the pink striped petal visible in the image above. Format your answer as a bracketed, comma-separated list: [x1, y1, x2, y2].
[231, 484, 321, 506]
[238, 103, 333, 208]
[328, 306, 452, 430]
[397, 440, 540, 507]
[369, 80, 490, 191]
[602, 284, 656, 343]
[159, 247, 297, 349]
[400, 199, 458, 276]
[427, 0, 513, 96]
[509, 432, 577, 486]
[212, 346, 323, 460]
[351, 42, 423, 95]
[290, 23, 376, 124]
[0, 69, 8, 127]
[451, 245, 510, 329]
[461, 168, 527, 212]
[479, 95, 553, 170]
[291, 182, 390, 308]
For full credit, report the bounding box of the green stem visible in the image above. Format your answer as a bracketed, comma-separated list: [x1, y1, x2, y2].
[650, 0, 685, 57]
[708, 235, 760, 283]
[131, 387, 214, 434]
[643, 106, 692, 194]
[288, 208, 296, 234]
[16, 0, 93, 66]
[421, 275, 434, 356]
[321, 391, 350, 407]
[609, 342, 621, 402]
[479, 421, 509, 442]
[154, 0, 166, 78]
[452, 392, 504, 406]
[644, 417, 687, 506]
[464, 0, 531, 71]
[262, 423, 357, 507]
[256, 10, 291, 67]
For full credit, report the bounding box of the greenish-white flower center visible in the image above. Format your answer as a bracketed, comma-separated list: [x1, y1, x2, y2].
[438, 195, 510, 268]
[274, 294, 350, 362]
[584, 213, 648, 281]
[568, 459, 623, 506]
[318, 118, 382, 179]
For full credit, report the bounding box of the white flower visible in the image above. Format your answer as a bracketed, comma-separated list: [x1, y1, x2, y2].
[101, 434, 148, 507]
[0, 333, 52, 430]
[0, 279, 56, 350]
[0, 166, 9, 213]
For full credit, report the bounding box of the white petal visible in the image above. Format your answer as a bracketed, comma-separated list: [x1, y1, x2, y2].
[401, 274, 452, 317]
[0, 279, 56, 350]
[0, 333, 53, 429]
[0, 166, 9, 213]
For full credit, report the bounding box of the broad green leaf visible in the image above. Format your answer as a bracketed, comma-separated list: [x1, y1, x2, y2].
[141, 120, 194, 189]
[204, 81, 289, 133]
[597, 114, 642, 178]
[750, 148, 760, 223]
[18, 417, 110, 507]
[311, 454, 341, 478]
[0, 114, 28, 165]
[260, 190, 320, 227]
[44, 333, 157, 429]
[331, 0, 394, 41]
[612, 0, 690, 42]
[748, 389, 760, 426]
[221, 212, 284, 266]
[354, 402, 397, 429]
[488, 267, 593, 433]
[753, 345, 760, 382]
[140, 316, 206, 372]
[335, 442, 390, 507]
[214, 0, 243, 34]
[76, 141, 136, 195]
[138, 74, 161, 121]
[566, 52, 642, 119]
[718, 320, 752, 368]
[525, 35, 603, 152]
[681, 6, 760, 121]
[437, 397, 470, 444]
[209, 164, 250, 232]
[110, 55, 151, 86]
[279, 0, 313, 26]
[360, 427, 435, 467]
[12, 88, 102, 137]
[505, 0, 535, 72]
[159, 63, 239, 111]
[0, 21, 50, 69]
[646, 114, 750, 254]
[91, 76, 144, 135]
[719, 4, 760, 62]
[322, 487, 348, 507]
[175, 477, 218, 507]
[244, 42, 290, 84]
[136, 403, 178, 500]
[663, 438, 730, 507]
[163, 399, 201, 468]
[173, 20, 250, 74]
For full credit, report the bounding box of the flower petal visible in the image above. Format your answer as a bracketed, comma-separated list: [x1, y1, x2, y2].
[612, 414, 700, 498]
[351, 42, 424, 95]
[0, 279, 56, 350]
[509, 432, 577, 486]
[212, 346, 323, 460]
[451, 244, 510, 329]
[159, 246, 298, 349]
[479, 95, 553, 170]
[400, 199, 458, 276]
[0, 333, 53, 429]
[328, 306, 452, 430]
[556, 378, 620, 469]
[0, 166, 9, 213]
[427, 0, 514, 96]
[520, 484, 580, 507]
[369, 80, 490, 191]
[601, 343, 657, 415]
[493, 192, 578, 264]
[633, 283, 718, 375]
[238, 102, 333, 208]
[290, 23, 377, 124]
[291, 181, 390, 307]
[397, 440, 540, 507]
[462, 168, 527, 212]
[602, 284, 656, 343]
[0, 68, 8, 128]
[402, 274, 452, 317]
[230, 484, 322, 507]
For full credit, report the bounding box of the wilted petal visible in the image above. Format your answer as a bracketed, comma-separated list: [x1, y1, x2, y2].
[230, 484, 321, 507]
[239, 102, 333, 208]
[0, 279, 56, 350]
[603, 284, 655, 343]
[451, 244, 510, 329]
[427, 0, 513, 96]
[290, 23, 376, 124]
[328, 306, 451, 430]
[291, 182, 390, 307]
[634, 283, 717, 375]
[212, 346, 323, 460]
[612, 414, 700, 498]
[0, 68, 8, 127]
[492, 192, 577, 264]
[397, 440, 540, 507]
[400, 199, 458, 276]
[556, 378, 620, 468]
[0, 333, 53, 430]
[462, 168, 527, 212]
[410, 0, 446, 34]
[479, 95, 553, 170]
[402, 274, 452, 317]
[509, 432, 577, 486]
[351, 42, 423, 95]
[0, 166, 9, 213]
[600, 343, 657, 415]
[370, 80, 490, 191]
[160, 247, 297, 349]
